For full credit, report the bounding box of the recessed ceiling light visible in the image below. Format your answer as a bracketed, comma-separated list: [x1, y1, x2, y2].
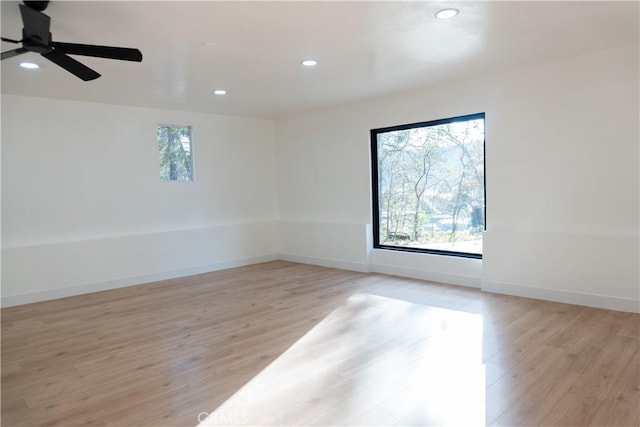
[213, 89, 226, 95]
[435, 8, 459, 19]
[302, 59, 317, 67]
[19, 62, 39, 69]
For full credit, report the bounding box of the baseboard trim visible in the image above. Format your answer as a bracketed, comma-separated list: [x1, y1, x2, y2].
[1, 254, 279, 308]
[482, 280, 640, 314]
[278, 253, 370, 273]
[371, 263, 481, 288]
[4, 254, 637, 314]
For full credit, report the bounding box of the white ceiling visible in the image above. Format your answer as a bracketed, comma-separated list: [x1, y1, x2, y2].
[1, 1, 638, 119]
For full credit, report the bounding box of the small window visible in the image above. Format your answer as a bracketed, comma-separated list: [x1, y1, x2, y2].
[371, 113, 485, 258]
[157, 125, 194, 182]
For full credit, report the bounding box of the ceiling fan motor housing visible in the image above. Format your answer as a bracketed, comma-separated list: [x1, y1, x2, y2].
[22, 29, 52, 53]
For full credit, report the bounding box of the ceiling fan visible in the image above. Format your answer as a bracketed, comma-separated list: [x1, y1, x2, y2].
[1, 0, 142, 81]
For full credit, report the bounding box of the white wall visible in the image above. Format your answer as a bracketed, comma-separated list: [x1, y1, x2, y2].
[1, 95, 278, 306]
[276, 45, 639, 312]
[2, 45, 638, 313]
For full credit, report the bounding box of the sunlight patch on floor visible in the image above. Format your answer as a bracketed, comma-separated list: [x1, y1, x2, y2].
[198, 293, 486, 426]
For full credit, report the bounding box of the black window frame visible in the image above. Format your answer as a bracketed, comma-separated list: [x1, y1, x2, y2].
[370, 112, 486, 259]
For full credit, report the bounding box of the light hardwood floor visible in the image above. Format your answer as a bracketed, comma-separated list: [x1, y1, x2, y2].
[2, 261, 638, 426]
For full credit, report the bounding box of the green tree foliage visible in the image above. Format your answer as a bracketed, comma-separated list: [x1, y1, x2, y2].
[377, 119, 484, 252]
[157, 126, 193, 181]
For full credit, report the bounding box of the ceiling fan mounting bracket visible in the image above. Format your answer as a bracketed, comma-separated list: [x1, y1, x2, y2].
[23, 1, 49, 12]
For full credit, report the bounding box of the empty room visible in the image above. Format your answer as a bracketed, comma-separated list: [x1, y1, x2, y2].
[1, 1, 638, 426]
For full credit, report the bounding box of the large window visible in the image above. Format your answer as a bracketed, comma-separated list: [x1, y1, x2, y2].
[371, 113, 485, 258]
[157, 125, 194, 182]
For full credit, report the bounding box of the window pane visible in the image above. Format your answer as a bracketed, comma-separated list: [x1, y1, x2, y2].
[373, 114, 485, 257]
[157, 125, 193, 182]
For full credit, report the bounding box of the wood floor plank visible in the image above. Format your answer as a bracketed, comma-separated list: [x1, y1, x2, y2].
[569, 335, 637, 400]
[539, 392, 604, 426]
[484, 344, 565, 419]
[490, 351, 582, 425]
[588, 349, 640, 426]
[2, 260, 639, 426]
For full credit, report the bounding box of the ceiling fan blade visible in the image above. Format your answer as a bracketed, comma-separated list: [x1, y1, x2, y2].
[19, 4, 51, 41]
[42, 51, 100, 81]
[1, 37, 22, 44]
[1, 47, 28, 60]
[52, 42, 142, 62]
